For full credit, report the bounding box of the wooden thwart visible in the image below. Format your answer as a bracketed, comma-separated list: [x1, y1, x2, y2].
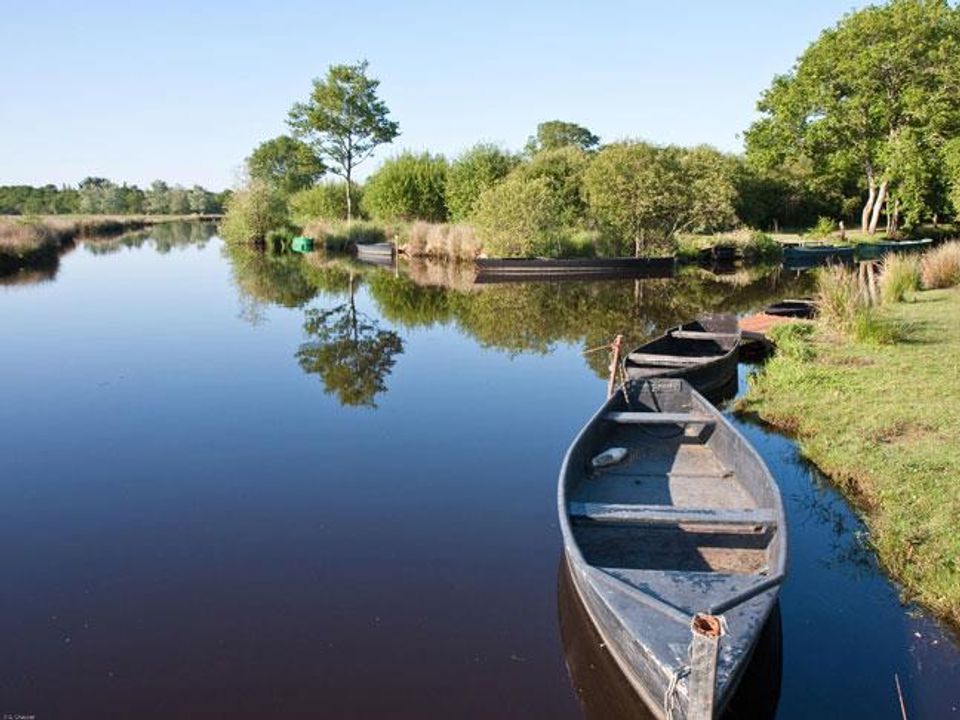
[670, 330, 741, 341]
[626, 352, 724, 367]
[569, 502, 778, 527]
[603, 411, 714, 425]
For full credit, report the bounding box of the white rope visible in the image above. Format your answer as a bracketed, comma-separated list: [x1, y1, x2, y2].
[663, 663, 690, 720]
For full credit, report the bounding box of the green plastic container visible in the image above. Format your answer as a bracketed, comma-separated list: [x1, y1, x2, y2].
[291, 236, 314, 253]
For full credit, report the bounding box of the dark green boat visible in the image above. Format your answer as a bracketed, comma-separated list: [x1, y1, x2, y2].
[855, 237, 933, 260]
[291, 236, 315, 253]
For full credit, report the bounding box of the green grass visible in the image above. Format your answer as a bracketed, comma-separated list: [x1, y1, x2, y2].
[738, 289, 960, 627]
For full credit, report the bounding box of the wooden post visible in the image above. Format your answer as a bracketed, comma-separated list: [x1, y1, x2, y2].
[687, 613, 725, 720]
[607, 334, 624, 398]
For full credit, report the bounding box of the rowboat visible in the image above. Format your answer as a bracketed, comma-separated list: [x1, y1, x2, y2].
[623, 314, 740, 401]
[291, 236, 314, 253]
[782, 244, 854, 269]
[355, 242, 395, 260]
[474, 256, 675, 283]
[558, 377, 787, 720]
[855, 237, 933, 260]
[762, 299, 815, 319]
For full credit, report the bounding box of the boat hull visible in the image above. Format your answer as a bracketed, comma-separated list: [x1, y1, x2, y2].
[474, 256, 676, 283]
[782, 245, 854, 269]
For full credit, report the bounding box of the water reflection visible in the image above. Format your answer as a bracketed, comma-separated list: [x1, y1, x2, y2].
[297, 273, 404, 408]
[224, 248, 813, 407]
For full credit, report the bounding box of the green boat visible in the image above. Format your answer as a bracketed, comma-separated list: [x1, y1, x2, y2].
[855, 237, 933, 260]
[291, 236, 315, 253]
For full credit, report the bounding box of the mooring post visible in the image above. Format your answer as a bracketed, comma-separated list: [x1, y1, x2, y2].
[687, 613, 725, 720]
[607, 334, 624, 398]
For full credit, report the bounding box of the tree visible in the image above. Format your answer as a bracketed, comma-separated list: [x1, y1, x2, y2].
[584, 142, 736, 255]
[167, 185, 190, 215]
[363, 151, 448, 222]
[288, 60, 399, 221]
[525, 120, 600, 154]
[247, 135, 326, 195]
[219, 180, 288, 243]
[189, 185, 212, 214]
[445, 144, 518, 221]
[297, 273, 403, 407]
[745, 0, 960, 233]
[472, 174, 565, 257]
[288, 181, 359, 224]
[145, 180, 170, 214]
[517, 146, 590, 226]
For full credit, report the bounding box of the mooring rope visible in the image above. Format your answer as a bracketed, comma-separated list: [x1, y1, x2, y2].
[663, 663, 691, 720]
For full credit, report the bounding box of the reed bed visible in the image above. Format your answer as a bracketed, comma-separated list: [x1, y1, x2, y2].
[815, 264, 909, 344]
[920, 240, 960, 289]
[879, 253, 921, 304]
[402, 221, 482, 261]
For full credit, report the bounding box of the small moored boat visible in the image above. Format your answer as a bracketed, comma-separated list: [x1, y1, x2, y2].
[855, 237, 933, 260]
[291, 236, 314, 253]
[623, 314, 741, 401]
[762, 299, 815, 319]
[474, 256, 676, 283]
[559, 377, 787, 720]
[782, 244, 854, 268]
[355, 242, 395, 260]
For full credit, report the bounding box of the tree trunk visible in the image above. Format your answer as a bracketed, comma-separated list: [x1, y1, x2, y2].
[861, 173, 877, 234]
[868, 180, 888, 234]
[634, 228, 645, 258]
[345, 166, 353, 222]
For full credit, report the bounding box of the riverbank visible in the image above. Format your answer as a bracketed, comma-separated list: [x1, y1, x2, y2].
[0, 214, 220, 273]
[738, 288, 960, 626]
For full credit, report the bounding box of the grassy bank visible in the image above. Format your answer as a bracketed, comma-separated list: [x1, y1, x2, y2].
[0, 214, 218, 273]
[738, 288, 960, 625]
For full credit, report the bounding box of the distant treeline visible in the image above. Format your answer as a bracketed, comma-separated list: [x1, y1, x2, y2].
[0, 178, 230, 216]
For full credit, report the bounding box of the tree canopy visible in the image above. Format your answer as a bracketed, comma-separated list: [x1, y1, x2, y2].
[288, 60, 399, 220]
[247, 135, 326, 195]
[362, 152, 448, 222]
[445, 144, 518, 222]
[526, 120, 600, 154]
[745, 0, 960, 232]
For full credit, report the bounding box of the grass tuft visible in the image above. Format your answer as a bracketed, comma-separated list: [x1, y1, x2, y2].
[920, 240, 960, 289]
[879, 253, 921, 304]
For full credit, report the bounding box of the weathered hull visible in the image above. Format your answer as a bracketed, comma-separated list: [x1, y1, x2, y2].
[782, 245, 854, 269]
[558, 379, 786, 719]
[474, 256, 676, 283]
[623, 315, 741, 402]
[763, 300, 816, 319]
[355, 242, 395, 259]
[855, 238, 933, 260]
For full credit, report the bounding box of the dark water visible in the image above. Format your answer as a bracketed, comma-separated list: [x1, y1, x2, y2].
[0, 223, 956, 719]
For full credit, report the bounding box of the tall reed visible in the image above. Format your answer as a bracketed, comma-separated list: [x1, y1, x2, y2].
[879, 253, 920, 304]
[920, 241, 960, 289]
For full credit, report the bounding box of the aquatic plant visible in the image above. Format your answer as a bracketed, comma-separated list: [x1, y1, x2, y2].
[920, 240, 960, 289]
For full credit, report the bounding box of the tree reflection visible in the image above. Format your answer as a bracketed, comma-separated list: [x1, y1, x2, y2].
[297, 273, 403, 407]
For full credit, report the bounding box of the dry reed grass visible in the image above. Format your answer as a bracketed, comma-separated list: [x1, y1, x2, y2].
[920, 240, 960, 289]
[403, 221, 481, 261]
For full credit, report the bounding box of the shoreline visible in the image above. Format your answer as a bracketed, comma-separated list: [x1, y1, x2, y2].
[737, 288, 960, 629]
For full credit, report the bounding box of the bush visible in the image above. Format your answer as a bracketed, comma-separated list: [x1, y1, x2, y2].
[219, 180, 288, 243]
[809, 216, 838, 239]
[363, 152, 448, 223]
[472, 175, 565, 257]
[743, 230, 782, 261]
[402, 221, 481, 260]
[879, 254, 921, 303]
[289, 182, 358, 224]
[920, 241, 960, 289]
[768, 322, 816, 361]
[516, 146, 590, 227]
[302, 219, 386, 251]
[446, 144, 518, 221]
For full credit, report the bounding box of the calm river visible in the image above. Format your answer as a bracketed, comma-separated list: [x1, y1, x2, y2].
[0, 223, 957, 718]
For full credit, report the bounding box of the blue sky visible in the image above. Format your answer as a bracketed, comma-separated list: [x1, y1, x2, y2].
[1, 1, 868, 190]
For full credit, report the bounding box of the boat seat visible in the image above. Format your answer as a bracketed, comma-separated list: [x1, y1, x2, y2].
[626, 352, 722, 366]
[669, 330, 740, 341]
[569, 501, 777, 527]
[604, 412, 714, 425]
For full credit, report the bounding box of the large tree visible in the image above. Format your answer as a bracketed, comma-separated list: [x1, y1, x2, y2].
[526, 120, 600, 154]
[288, 61, 399, 221]
[745, 0, 960, 233]
[246, 135, 326, 195]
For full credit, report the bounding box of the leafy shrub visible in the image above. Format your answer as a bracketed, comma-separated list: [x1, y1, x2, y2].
[768, 322, 816, 361]
[920, 241, 960, 289]
[446, 144, 518, 221]
[809, 216, 838, 239]
[743, 230, 782, 261]
[516, 146, 590, 227]
[879, 253, 921, 303]
[363, 152, 448, 222]
[303, 220, 387, 251]
[472, 175, 565, 257]
[219, 180, 288, 243]
[289, 182, 359, 224]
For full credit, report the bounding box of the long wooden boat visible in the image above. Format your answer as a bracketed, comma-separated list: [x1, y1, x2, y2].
[558, 377, 787, 720]
[782, 244, 854, 269]
[623, 314, 740, 400]
[474, 256, 676, 283]
[855, 237, 933, 260]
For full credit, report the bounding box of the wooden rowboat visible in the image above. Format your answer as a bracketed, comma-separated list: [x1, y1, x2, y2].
[623, 314, 740, 401]
[355, 242, 395, 260]
[558, 377, 787, 720]
[782, 244, 854, 269]
[855, 237, 933, 261]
